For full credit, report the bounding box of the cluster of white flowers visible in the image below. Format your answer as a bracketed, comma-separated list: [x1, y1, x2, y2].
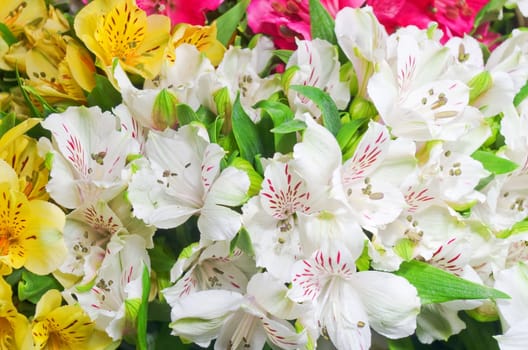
[39, 6, 528, 350]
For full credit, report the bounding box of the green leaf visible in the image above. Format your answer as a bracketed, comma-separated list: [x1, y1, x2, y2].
[255, 100, 296, 153]
[273, 49, 293, 64]
[215, 0, 250, 46]
[309, 0, 337, 45]
[395, 260, 510, 304]
[16, 67, 41, 118]
[232, 94, 263, 165]
[18, 270, 63, 304]
[290, 85, 341, 135]
[387, 337, 415, 350]
[498, 219, 528, 239]
[0, 23, 17, 45]
[149, 237, 177, 273]
[473, 0, 507, 30]
[0, 112, 15, 138]
[471, 150, 518, 174]
[514, 80, 528, 107]
[137, 264, 151, 350]
[270, 119, 307, 134]
[86, 74, 122, 112]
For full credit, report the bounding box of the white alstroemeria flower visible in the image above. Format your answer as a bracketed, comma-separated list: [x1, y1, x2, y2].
[128, 124, 249, 241]
[216, 37, 281, 122]
[368, 33, 484, 142]
[289, 248, 420, 349]
[242, 158, 311, 282]
[165, 273, 307, 349]
[444, 35, 517, 118]
[114, 45, 215, 130]
[286, 39, 349, 119]
[41, 105, 140, 209]
[416, 141, 489, 206]
[335, 6, 388, 96]
[165, 241, 255, 298]
[59, 193, 155, 283]
[494, 262, 528, 350]
[486, 30, 528, 93]
[66, 235, 150, 341]
[340, 122, 406, 231]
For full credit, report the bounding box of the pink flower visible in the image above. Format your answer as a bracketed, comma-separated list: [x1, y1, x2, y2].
[136, 0, 224, 26]
[367, 0, 488, 43]
[247, 0, 365, 50]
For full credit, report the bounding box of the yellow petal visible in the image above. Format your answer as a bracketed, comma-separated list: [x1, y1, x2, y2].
[34, 289, 63, 320]
[0, 0, 48, 36]
[66, 40, 96, 92]
[0, 118, 40, 153]
[23, 200, 66, 275]
[171, 23, 225, 66]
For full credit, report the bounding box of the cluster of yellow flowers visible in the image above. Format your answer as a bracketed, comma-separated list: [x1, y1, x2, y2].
[0, 0, 227, 348]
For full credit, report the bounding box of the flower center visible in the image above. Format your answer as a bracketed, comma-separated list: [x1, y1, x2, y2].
[94, 0, 147, 63]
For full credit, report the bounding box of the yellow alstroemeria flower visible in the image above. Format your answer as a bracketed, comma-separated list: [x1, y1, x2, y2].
[169, 22, 225, 66]
[0, 159, 66, 276]
[31, 289, 115, 350]
[0, 118, 48, 200]
[0, 0, 47, 37]
[74, 0, 171, 80]
[0, 277, 31, 349]
[24, 33, 96, 103]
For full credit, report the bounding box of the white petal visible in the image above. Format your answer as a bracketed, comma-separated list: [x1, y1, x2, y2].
[166, 289, 244, 345]
[353, 271, 420, 338]
[198, 201, 242, 241]
[495, 319, 528, 350]
[208, 167, 249, 206]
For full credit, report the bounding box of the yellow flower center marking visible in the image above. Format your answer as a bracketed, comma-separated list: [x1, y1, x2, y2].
[0, 317, 15, 349]
[94, 0, 146, 63]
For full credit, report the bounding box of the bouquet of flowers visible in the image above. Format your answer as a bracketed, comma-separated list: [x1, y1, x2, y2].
[0, 0, 527, 349]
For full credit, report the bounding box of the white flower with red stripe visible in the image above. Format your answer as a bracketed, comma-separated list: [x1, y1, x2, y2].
[340, 121, 407, 231]
[165, 272, 307, 349]
[127, 124, 250, 241]
[289, 247, 420, 350]
[41, 105, 140, 209]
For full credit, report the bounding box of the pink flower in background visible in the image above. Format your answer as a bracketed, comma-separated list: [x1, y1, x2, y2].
[367, 0, 489, 42]
[247, 0, 365, 49]
[137, 0, 224, 26]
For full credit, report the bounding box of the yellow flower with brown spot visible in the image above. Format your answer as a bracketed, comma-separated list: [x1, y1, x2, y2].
[74, 0, 171, 80]
[31, 289, 115, 350]
[0, 0, 47, 36]
[0, 159, 66, 276]
[169, 22, 225, 66]
[0, 276, 30, 349]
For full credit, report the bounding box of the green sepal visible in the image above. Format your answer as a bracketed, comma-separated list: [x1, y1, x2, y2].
[394, 238, 416, 261]
[468, 71, 493, 104]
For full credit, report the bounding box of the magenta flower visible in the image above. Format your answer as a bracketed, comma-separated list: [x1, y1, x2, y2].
[136, 0, 224, 26]
[247, 0, 365, 50]
[367, 0, 489, 43]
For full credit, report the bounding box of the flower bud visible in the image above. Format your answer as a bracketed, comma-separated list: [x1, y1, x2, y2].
[152, 89, 179, 130]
